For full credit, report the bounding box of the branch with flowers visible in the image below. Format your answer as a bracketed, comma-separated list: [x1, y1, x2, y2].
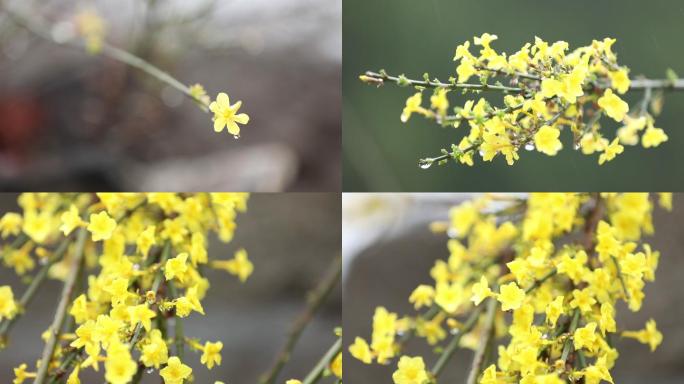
[359, 34, 683, 168]
[3, 4, 249, 137]
[348, 192, 671, 384]
[0, 193, 260, 384]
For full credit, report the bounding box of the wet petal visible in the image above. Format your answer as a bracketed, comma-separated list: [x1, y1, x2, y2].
[227, 121, 240, 135]
[233, 113, 249, 125]
[213, 118, 226, 132]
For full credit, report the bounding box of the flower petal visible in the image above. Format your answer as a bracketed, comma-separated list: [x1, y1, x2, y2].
[233, 113, 249, 125]
[216, 92, 229, 106]
[213, 118, 226, 132]
[226, 121, 240, 135]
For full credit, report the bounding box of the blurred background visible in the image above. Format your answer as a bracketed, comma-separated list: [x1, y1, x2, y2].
[0, 0, 341, 191]
[0, 193, 341, 383]
[343, 193, 684, 383]
[343, 0, 684, 191]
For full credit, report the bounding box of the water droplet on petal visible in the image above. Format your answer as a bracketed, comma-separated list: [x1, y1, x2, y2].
[525, 143, 535, 151]
[233, 135, 240, 140]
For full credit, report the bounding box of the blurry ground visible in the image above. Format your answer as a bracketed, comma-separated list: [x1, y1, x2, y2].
[0, 193, 341, 383]
[0, 0, 341, 191]
[343, 193, 684, 383]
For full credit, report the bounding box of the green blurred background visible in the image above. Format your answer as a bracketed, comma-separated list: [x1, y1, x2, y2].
[343, 0, 684, 191]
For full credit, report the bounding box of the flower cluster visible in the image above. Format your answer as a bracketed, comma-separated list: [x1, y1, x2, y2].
[361, 35, 673, 168]
[349, 193, 671, 384]
[0, 193, 252, 384]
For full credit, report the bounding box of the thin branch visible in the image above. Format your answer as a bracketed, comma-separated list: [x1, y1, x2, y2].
[560, 308, 581, 364]
[167, 281, 184, 359]
[0, 235, 72, 343]
[2, 5, 210, 112]
[33, 227, 88, 384]
[430, 303, 485, 377]
[629, 78, 684, 90]
[363, 71, 525, 93]
[301, 338, 342, 384]
[465, 298, 497, 384]
[260, 255, 342, 384]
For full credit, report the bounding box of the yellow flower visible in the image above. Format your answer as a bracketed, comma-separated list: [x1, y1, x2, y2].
[66, 365, 80, 384]
[435, 282, 464, 313]
[573, 322, 599, 353]
[597, 89, 629, 122]
[0, 285, 17, 320]
[408, 285, 435, 309]
[189, 83, 210, 105]
[104, 341, 137, 384]
[545, 295, 564, 327]
[598, 138, 624, 165]
[471, 276, 493, 305]
[60, 205, 84, 236]
[583, 355, 614, 384]
[497, 282, 525, 311]
[349, 337, 373, 364]
[127, 303, 156, 332]
[641, 126, 668, 148]
[160, 356, 192, 384]
[165, 253, 189, 282]
[211, 248, 253, 282]
[209, 92, 249, 136]
[329, 352, 342, 378]
[141, 329, 169, 369]
[87, 211, 117, 241]
[13, 363, 37, 384]
[534, 125, 563, 156]
[392, 355, 429, 384]
[622, 319, 662, 351]
[200, 341, 223, 369]
[609, 68, 630, 94]
[401, 92, 424, 122]
[286, 381, 302, 384]
[0, 212, 22, 238]
[480, 365, 501, 384]
[137, 225, 156, 258]
[430, 89, 449, 116]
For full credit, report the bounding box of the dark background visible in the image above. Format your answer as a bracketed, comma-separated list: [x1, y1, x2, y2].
[343, 0, 684, 191]
[343, 193, 684, 383]
[0, 0, 341, 191]
[0, 193, 341, 383]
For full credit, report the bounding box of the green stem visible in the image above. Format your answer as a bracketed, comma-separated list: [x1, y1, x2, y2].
[465, 298, 497, 384]
[2, 5, 209, 112]
[363, 71, 525, 93]
[0, 236, 72, 343]
[33, 228, 88, 384]
[560, 308, 581, 364]
[128, 241, 172, 349]
[302, 338, 342, 384]
[260, 255, 342, 384]
[430, 303, 485, 377]
[168, 281, 184, 359]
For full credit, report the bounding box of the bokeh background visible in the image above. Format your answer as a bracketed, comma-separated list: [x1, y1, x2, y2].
[343, 0, 684, 191]
[0, 0, 341, 191]
[343, 193, 684, 383]
[0, 193, 341, 383]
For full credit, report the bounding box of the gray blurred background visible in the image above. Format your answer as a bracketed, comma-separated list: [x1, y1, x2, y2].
[0, 0, 341, 191]
[343, 0, 684, 191]
[0, 193, 341, 383]
[343, 193, 684, 383]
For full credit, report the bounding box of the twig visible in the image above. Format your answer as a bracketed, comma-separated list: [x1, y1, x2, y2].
[560, 308, 581, 364]
[128, 241, 171, 349]
[363, 71, 525, 93]
[465, 298, 497, 384]
[2, 5, 210, 112]
[301, 338, 342, 384]
[430, 303, 485, 377]
[260, 255, 342, 384]
[33, 228, 88, 384]
[0, 235, 72, 343]
[167, 281, 184, 359]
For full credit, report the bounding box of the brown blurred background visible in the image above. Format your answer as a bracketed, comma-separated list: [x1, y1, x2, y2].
[0, 0, 341, 191]
[343, 193, 684, 383]
[0, 193, 341, 383]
